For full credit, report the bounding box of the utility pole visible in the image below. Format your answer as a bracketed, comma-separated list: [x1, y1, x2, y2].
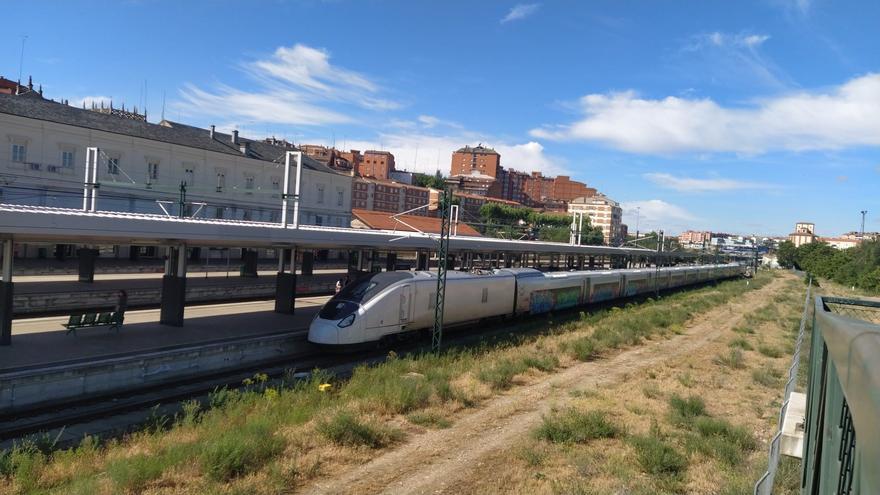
[432, 184, 454, 352]
[178, 181, 187, 218]
[860, 210, 867, 236]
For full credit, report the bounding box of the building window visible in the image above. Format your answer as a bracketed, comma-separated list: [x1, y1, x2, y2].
[181, 167, 194, 187]
[107, 157, 120, 175]
[61, 150, 75, 169]
[11, 143, 26, 163]
[316, 184, 325, 204]
[315, 215, 323, 226]
[244, 175, 255, 190]
[148, 162, 159, 180]
[215, 172, 225, 192]
[271, 176, 280, 190]
[337, 188, 344, 206]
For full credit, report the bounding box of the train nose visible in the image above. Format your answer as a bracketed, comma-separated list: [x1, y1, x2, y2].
[307, 317, 340, 345]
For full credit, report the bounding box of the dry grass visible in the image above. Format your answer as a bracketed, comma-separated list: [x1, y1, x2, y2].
[483, 273, 804, 494]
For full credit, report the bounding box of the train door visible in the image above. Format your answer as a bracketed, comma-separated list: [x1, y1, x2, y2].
[399, 284, 412, 325]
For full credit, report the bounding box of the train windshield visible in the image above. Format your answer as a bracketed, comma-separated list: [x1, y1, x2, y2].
[318, 272, 413, 320]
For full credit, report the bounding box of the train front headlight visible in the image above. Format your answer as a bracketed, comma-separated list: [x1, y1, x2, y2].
[337, 314, 356, 328]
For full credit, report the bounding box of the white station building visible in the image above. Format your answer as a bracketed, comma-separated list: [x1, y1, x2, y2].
[0, 90, 352, 258]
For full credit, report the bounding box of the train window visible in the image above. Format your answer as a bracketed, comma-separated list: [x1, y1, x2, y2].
[319, 300, 358, 320]
[482, 288, 488, 303]
[335, 272, 413, 304]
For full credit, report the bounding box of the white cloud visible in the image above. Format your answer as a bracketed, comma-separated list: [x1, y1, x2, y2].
[174, 43, 398, 126]
[644, 173, 775, 192]
[531, 73, 880, 154]
[621, 199, 697, 233]
[500, 3, 540, 23]
[691, 31, 771, 50]
[74, 95, 113, 109]
[310, 129, 566, 178]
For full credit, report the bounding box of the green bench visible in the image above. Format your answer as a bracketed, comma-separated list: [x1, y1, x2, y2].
[63, 312, 124, 336]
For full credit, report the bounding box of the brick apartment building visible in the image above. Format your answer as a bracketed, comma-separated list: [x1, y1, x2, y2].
[449, 145, 595, 209]
[300, 144, 362, 175]
[360, 150, 396, 180]
[352, 177, 432, 216]
[678, 230, 713, 247]
[451, 145, 502, 178]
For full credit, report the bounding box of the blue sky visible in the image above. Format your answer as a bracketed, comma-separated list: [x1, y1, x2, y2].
[3, 0, 878, 236]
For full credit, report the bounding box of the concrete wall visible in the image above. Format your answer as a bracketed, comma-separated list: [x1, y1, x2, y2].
[13, 276, 336, 315]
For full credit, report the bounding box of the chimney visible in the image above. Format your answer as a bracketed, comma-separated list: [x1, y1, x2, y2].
[209, 125, 215, 139]
[240, 142, 250, 156]
[231, 130, 239, 145]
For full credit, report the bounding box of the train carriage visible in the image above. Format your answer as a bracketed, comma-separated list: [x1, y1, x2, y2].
[309, 263, 745, 347]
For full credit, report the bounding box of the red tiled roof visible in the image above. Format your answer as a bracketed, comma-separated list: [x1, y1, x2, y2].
[352, 209, 481, 237]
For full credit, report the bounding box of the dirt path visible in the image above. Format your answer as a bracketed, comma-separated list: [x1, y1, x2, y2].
[303, 276, 789, 495]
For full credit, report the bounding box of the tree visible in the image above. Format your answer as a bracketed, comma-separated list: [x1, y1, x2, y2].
[413, 171, 447, 190]
[776, 240, 796, 268]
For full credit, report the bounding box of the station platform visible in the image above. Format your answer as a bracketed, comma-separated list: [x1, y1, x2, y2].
[0, 296, 329, 372]
[11, 272, 341, 316]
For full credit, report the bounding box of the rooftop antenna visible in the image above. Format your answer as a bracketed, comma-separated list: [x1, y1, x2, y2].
[861, 210, 867, 235]
[17, 35, 28, 89]
[161, 91, 166, 121]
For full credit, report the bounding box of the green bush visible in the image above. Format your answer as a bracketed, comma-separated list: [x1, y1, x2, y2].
[757, 345, 783, 358]
[684, 416, 757, 465]
[567, 336, 598, 361]
[108, 443, 195, 491]
[478, 358, 529, 389]
[752, 368, 783, 388]
[200, 419, 284, 481]
[668, 394, 706, 426]
[535, 409, 621, 444]
[629, 434, 688, 477]
[317, 412, 399, 448]
[728, 337, 753, 350]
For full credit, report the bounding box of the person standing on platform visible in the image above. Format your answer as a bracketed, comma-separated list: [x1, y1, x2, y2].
[115, 290, 128, 316]
[335, 279, 342, 294]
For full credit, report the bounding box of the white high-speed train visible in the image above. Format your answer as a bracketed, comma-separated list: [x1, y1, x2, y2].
[308, 263, 746, 347]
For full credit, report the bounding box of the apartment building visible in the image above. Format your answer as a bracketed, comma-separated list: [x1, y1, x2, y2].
[567, 194, 623, 245]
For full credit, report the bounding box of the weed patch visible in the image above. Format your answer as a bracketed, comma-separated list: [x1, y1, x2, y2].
[200, 419, 284, 481]
[728, 337, 753, 350]
[317, 412, 399, 448]
[714, 348, 746, 369]
[752, 367, 783, 388]
[406, 411, 452, 429]
[629, 434, 688, 477]
[668, 394, 706, 426]
[535, 409, 621, 444]
[757, 345, 783, 358]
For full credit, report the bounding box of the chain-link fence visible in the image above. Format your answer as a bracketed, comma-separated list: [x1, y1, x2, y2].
[823, 297, 880, 325]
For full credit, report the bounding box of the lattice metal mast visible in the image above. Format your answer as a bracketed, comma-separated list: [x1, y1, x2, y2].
[432, 186, 453, 352]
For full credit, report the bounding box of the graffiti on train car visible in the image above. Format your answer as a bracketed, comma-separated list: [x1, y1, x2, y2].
[625, 279, 650, 296]
[591, 283, 618, 302]
[529, 287, 581, 314]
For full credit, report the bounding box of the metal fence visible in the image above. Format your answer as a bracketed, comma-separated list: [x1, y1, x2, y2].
[797, 295, 880, 494]
[754, 281, 812, 495]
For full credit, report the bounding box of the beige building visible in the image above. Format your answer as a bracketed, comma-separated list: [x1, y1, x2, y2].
[789, 222, 816, 247]
[0, 92, 352, 229]
[567, 194, 623, 245]
[821, 237, 860, 250]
